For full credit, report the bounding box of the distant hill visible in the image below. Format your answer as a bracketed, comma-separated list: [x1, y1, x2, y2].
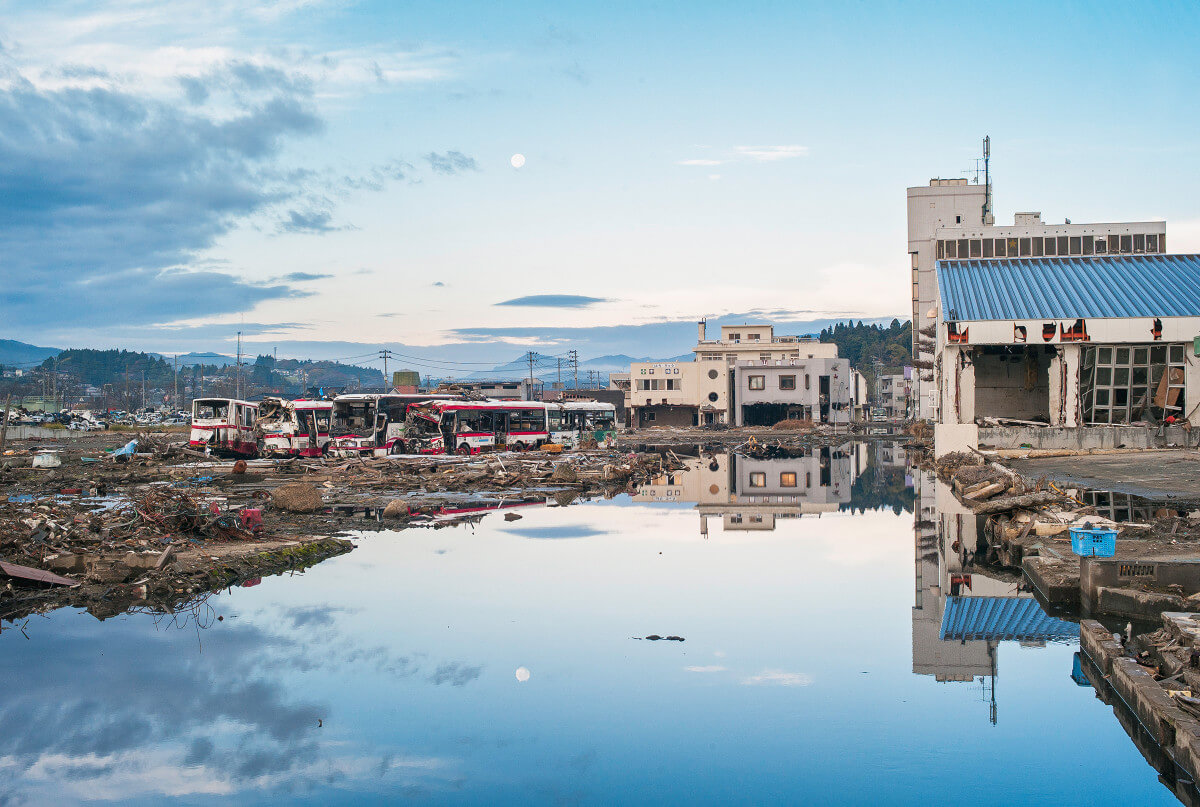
[0, 339, 60, 368]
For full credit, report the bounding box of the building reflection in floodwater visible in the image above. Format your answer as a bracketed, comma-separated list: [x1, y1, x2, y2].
[632, 442, 916, 534]
[912, 468, 1078, 725]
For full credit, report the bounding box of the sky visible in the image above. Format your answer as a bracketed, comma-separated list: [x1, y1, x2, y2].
[3, 0, 1200, 370]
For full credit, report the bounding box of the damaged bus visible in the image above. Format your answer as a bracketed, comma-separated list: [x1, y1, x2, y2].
[403, 400, 550, 455]
[328, 393, 459, 457]
[255, 398, 333, 457]
[548, 401, 618, 448]
[190, 398, 258, 456]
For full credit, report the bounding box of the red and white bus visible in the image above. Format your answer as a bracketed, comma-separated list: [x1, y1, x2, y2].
[255, 398, 333, 457]
[328, 393, 461, 457]
[403, 400, 550, 454]
[190, 398, 258, 456]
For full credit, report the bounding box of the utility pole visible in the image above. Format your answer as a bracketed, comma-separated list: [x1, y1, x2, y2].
[173, 354, 178, 410]
[379, 349, 394, 391]
[0, 394, 11, 457]
[569, 350, 579, 390]
[51, 355, 57, 411]
[236, 330, 243, 400]
[557, 358, 562, 389]
[526, 351, 536, 401]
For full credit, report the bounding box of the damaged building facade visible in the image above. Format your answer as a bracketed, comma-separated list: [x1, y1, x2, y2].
[933, 254, 1200, 455]
[732, 357, 856, 425]
[907, 172, 1167, 420]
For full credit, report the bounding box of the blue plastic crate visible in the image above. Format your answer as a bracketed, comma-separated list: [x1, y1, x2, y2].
[1070, 525, 1117, 558]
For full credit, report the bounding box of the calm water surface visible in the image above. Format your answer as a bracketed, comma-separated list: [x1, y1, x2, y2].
[0, 449, 1180, 805]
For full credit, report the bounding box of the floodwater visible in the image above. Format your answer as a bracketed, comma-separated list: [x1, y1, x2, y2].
[0, 444, 1183, 805]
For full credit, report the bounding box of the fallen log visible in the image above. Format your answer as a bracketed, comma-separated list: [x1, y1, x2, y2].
[970, 490, 1062, 515]
[964, 481, 1007, 501]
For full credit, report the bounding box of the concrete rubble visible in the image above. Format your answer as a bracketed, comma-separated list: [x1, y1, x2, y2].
[934, 449, 1200, 622]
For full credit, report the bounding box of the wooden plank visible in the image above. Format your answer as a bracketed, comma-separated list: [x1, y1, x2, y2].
[0, 560, 80, 588]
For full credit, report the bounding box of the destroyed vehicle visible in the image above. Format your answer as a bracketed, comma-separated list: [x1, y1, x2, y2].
[403, 400, 551, 455]
[548, 401, 618, 449]
[255, 397, 333, 457]
[190, 397, 258, 457]
[328, 393, 462, 457]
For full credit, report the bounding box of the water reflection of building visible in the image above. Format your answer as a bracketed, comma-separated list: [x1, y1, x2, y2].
[912, 469, 1077, 724]
[633, 444, 869, 535]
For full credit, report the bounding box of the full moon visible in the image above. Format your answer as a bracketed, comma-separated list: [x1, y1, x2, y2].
[515, 666, 531, 682]
[510, 153, 526, 169]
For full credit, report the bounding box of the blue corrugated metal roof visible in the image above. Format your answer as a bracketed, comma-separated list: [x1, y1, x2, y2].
[940, 596, 1078, 642]
[937, 254, 1200, 322]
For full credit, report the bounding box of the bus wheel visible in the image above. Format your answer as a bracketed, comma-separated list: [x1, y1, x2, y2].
[456, 443, 471, 456]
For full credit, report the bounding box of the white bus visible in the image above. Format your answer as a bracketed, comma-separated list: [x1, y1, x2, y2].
[547, 401, 618, 448]
[255, 398, 333, 457]
[328, 393, 461, 457]
[190, 398, 258, 456]
[403, 400, 550, 455]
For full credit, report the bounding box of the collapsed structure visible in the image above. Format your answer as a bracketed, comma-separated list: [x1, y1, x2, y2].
[933, 254, 1200, 455]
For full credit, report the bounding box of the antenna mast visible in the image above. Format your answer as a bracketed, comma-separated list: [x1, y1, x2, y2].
[981, 135, 992, 225]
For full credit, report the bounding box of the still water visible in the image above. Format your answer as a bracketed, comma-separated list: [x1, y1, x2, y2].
[0, 444, 1180, 805]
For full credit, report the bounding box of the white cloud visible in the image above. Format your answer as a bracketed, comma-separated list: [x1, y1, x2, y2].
[684, 665, 727, 673]
[677, 158, 723, 166]
[740, 669, 813, 687]
[733, 145, 809, 161]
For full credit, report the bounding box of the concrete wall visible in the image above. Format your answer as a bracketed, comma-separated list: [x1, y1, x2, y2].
[980, 424, 1199, 450]
[635, 404, 695, 428]
[973, 348, 1051, 420]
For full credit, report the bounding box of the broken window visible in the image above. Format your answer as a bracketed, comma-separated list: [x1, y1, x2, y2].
[1082, 236, 1094, 255]
[1081, 343, 1187, 424]
[748, 375, 765, 391]
[937, 240, 945, 259]
[1134, 233, 1145, 253]
[945, 240, 957, 259]
[1120, 234, 1133, 253]
[779, 375, 796, 391]
[780, 472, 797, 488]
[957, 239, 969, 258]
[748, 472, 766, 488]
[1147, 234, 1159, 252]
[1095, 238, 1106, 254]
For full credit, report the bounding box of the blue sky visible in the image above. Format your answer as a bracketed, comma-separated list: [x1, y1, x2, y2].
[2, 0, 1199, 366]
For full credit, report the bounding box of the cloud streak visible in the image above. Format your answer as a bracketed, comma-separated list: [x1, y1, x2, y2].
[494, 295, 611, 309]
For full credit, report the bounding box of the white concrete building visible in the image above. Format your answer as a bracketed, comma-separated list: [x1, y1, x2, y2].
[627, 321, 842, 428]
[731, 357, 857, 425]
[907, 176, 1166, 420]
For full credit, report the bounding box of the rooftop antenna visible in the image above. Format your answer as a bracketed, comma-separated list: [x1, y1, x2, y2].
[981, 135, 992, 225]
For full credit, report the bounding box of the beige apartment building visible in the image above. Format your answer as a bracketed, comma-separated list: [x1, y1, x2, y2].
[628, 321, 842, 428]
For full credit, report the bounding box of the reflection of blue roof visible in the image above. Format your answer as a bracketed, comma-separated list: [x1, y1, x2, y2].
[940, 596, 1078, 642]
[937, 255, 1200, 321]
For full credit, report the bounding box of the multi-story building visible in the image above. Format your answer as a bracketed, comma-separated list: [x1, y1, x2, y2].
[731, 357, 857, 425]
[628, 321, 843, 428]
[907, 171, 1166, 420]
[875, 369, 910, 419]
